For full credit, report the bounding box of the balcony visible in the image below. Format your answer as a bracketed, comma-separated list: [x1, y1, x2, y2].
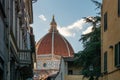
[19, 50, 33, 79]
[19, 50, 32, 65]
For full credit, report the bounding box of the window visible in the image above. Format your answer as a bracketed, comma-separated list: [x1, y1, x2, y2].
[0, 0, 5, 17]
[68, 70, 73, 75]
[115, 42, 120, 67]
[8, 0, 13, 31]
[118, 0, 120, 16]
[0, 0, 5, 9]
[104, 12, 107, 32]
[104, 52, 107, 73]
[0, 58, 3, 80]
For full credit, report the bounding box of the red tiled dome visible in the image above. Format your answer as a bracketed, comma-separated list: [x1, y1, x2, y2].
[36, 16, 74, 57]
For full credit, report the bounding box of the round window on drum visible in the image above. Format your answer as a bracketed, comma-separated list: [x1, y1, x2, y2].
[43, 63, 47, 67]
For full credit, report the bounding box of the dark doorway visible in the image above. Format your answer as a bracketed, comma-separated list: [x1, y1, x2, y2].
[0, 69, 3, 80]
[0, 57, 4, 80]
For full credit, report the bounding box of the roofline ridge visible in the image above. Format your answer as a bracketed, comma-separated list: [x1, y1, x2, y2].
[51, 30, 55, 58]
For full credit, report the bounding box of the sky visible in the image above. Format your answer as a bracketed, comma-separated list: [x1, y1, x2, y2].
[32, 0, 102, 53]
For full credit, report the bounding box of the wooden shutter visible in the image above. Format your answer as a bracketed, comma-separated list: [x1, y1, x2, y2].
[104, 52, 107, 72]
[115, 44, 118, 66]
[104, 12, 107, 32]
[118, 0, 120, 16]
[115, 43, 120, 67]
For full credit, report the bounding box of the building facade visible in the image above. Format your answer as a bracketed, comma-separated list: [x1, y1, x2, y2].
[0, 0, 36, 80]
[53, 57, 86, 80]
[101, 0, 120, 80]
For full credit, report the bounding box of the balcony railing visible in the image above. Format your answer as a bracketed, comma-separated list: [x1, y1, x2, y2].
[19, 50, 32, 64]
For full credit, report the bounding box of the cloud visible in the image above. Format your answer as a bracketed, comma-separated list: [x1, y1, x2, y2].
[82, 26, 93, 35]
[58, 19, 86, 37]
[39, 15, 47, 21]
[58, 27, 75, 37]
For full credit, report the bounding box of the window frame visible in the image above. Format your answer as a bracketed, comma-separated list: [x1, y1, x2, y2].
[104, 12, 107, 32]
[118, 0, 120, 16]
[0, 0, 6, 17]
[0, 0, 5, 10]
[68, 70, 73, 75]
[104, 51, 107, 73]
[115, 42, 120, 67]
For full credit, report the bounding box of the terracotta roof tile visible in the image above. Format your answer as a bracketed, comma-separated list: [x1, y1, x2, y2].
[36, 32, 74, 57]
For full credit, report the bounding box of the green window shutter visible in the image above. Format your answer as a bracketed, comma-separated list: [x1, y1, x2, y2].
[104, 12, 107, 32]
[104, 52, 107, 72]
[118, 0, 120, 16]
[119, 42, 120, 65]
[115, 42, 120, 67]
[115, 44, 118, 66]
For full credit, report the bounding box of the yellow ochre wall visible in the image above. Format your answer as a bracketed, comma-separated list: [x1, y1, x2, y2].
[65, 75, 88, 80]
[101, 0, 120, 80]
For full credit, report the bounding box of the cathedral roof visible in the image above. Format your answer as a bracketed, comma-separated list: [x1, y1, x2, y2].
[36, 16, 74, 57]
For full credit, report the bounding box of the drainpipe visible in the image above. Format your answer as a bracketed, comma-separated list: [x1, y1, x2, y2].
[7, 0, 11, 80]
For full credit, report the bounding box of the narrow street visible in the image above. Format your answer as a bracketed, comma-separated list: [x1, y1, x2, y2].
[0, 0, 120, 80]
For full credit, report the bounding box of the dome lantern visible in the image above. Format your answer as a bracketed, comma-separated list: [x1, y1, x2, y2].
[49, 15, 58, 32]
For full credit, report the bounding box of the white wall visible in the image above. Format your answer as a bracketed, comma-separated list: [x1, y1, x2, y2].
[55, 58, 65, 80]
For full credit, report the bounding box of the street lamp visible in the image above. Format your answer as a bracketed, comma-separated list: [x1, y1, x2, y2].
[89, 65, 93, 71]
[89, 65, 94, 80]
